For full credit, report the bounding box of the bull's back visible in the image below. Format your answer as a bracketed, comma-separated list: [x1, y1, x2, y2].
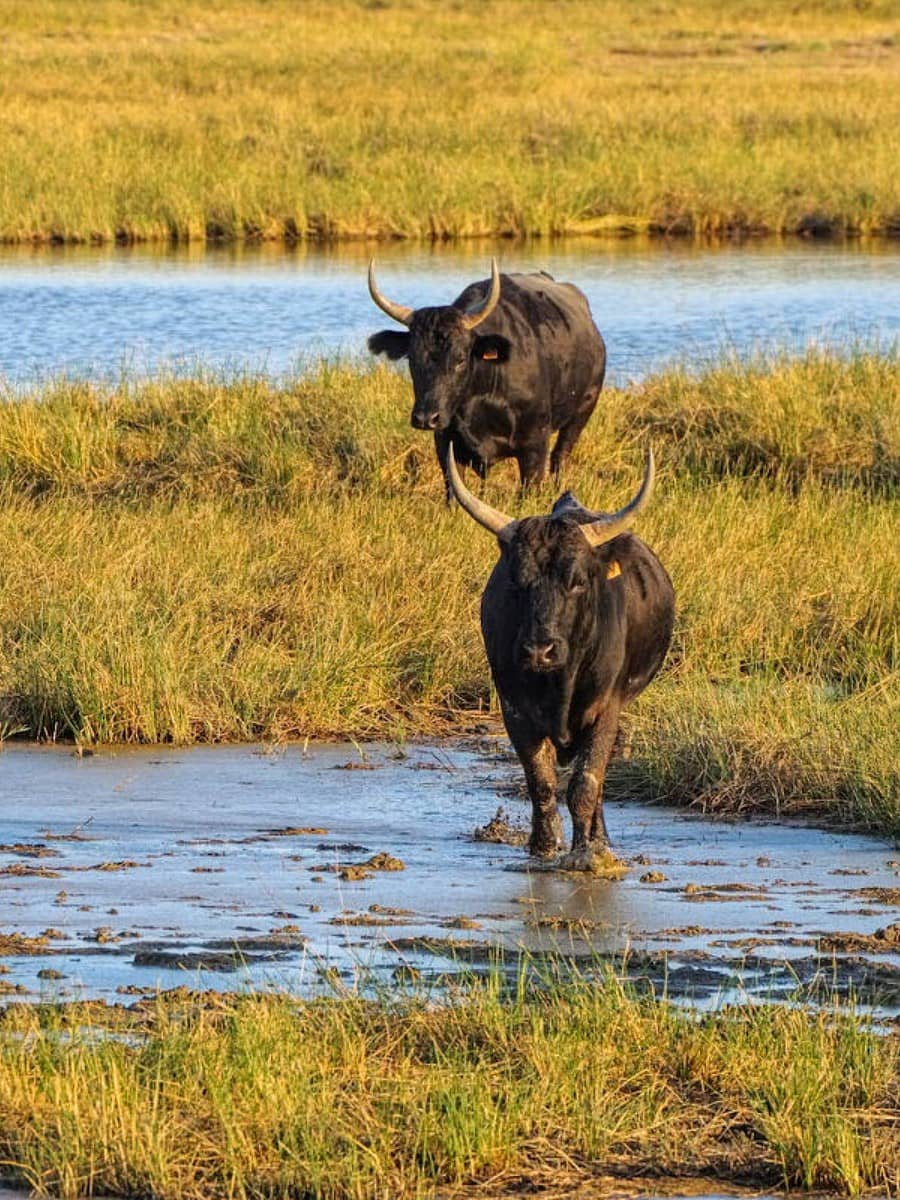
[455, 272, 600, 346]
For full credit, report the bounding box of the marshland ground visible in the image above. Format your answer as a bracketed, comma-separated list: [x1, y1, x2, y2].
[1, 351, 898, 839]
[1, 0, 899, 244]
[2, 2, 900, 1196]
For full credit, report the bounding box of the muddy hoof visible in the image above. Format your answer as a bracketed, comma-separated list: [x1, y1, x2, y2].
[528, 840, 559, 859]
[556, 844, 629, 877]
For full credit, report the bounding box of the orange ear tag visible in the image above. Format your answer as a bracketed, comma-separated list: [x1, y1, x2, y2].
[482, 348, 499, 360]
[606, 560, 621, 580]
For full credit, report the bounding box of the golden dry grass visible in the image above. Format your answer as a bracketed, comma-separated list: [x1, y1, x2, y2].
[0, 0, 898, 242]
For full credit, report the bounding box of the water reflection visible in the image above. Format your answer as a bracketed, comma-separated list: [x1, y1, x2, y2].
[0, 239, 898, 387]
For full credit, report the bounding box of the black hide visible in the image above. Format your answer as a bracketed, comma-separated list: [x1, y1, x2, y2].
[368, 271, 607, 488]
[480, 517, 674, 856]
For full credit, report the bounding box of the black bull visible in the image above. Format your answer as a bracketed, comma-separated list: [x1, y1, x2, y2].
[448, 445, 675, 870]
[367, 259, 607, 488]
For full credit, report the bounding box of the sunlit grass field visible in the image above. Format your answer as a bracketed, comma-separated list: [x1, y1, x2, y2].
[1, 0, 899, 242]
[0, 978, 897, 1198]
[1, 351, 897, 838]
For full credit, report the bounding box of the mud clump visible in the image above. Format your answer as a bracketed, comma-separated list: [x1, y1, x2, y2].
[0, 843, 59, 858]
[73, 860, 149, 872]
[90, 927, 120, 944]
[555, 846, 629, 877]
[640, 871, 668, 884]
[338, 865, 371, 881]
[853, 888, 900, 906]
[527, 915, 612, 932]
[330, 912, 410, 927]
[472, 807, 528, 847]
[245, 826, 329, 842]
[366, 852, 405, 872]
[819, 923, 900, 954]
[0, 863, 61, 878]
[0, 931, 51, 956]
[683, 882, 768, 902]
[311, 851, 405, 881]
[327, 904, 418, 927]
[0, 980, 30, 996]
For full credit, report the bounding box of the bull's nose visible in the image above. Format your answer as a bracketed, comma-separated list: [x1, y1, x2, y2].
[411, 410, 440, 430]
[524, 641, 559, 670]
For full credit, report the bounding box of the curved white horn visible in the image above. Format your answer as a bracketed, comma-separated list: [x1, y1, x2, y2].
[460, 258, 502, 330]
[579, 448, 656, 548]
[447, 444, 516, 541]
[368, 260, 413, 326]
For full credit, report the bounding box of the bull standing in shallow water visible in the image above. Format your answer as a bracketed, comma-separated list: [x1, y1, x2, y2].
[368, 259, 607, 489]
[449, 445, 674, 871]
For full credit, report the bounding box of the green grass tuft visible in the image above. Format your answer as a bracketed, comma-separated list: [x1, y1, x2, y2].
[0, 981, 896, 1198]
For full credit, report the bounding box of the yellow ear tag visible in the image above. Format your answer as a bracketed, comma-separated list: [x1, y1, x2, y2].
[482, 348, 499, 360]
[606, 560, 621, 580]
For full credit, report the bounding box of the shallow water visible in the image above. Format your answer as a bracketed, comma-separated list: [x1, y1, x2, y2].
[1, 240, 898, 388]
[1, 741, 897, 1013]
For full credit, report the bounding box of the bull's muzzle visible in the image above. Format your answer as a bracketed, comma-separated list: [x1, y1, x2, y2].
[522, 640, 563, 672]
[411, 407, 444, 431]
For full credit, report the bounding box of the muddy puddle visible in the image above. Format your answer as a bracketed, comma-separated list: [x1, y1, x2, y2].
[0, 741, 898, 1015]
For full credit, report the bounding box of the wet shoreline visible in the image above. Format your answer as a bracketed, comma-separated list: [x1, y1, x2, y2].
[2, 741, 897, 1016]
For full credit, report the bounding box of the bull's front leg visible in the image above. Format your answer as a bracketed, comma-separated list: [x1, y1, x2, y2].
[515, 438, 550, 489]
[434, 430, 453, 504]
[564, 700, 628, 873]
[503, 710, 561, 855]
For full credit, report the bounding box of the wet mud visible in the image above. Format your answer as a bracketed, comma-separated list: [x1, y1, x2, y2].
[0, 741, 898, 1016]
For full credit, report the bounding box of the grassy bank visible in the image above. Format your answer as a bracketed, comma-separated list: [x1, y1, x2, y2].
[0, 351, 898, 837]
[0, 980, 897, 1198]
[1, 1, 899, 243]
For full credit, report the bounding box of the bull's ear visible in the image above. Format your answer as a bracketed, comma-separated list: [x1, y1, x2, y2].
[473, 334, 511, 364]
[368, 330, 410, 360]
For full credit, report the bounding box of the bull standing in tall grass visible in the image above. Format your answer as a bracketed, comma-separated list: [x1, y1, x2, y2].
[367, 258, 607, 490]
[449, 445, 674, 872]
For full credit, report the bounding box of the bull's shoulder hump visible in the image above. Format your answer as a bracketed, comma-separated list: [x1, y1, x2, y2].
[502, 273, 584, 301]
[453, 272, 588, 312]
[450, 273, 554, 306]
[503, 274, 595, 324]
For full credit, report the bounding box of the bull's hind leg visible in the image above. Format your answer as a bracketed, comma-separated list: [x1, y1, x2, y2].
[550, 387, 602, 477]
